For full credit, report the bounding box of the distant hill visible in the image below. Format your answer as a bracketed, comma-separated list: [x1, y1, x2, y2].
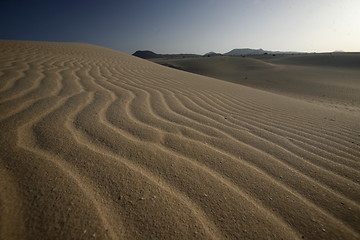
[133, 50, 161, 59]
[133, 50, 200, 59]
[225, 48, 300, 56]
[133, 49, 303, 59]
[225, 48, 266, 55]
[203, 52, 223, 57]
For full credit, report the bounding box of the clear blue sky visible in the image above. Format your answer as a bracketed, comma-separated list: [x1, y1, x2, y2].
[1, 0, 359, 54]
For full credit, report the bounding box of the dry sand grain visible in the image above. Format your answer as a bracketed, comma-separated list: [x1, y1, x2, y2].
[0, 40, 359, 239]
[153, 54, 360, 112]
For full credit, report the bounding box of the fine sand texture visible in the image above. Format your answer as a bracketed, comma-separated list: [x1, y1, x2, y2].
[153, 54, 360, 112]
[0, 40, 359, 240]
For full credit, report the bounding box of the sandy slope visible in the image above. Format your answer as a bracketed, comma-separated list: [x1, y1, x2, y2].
[0, 40, 359, 240]
[153, 54, 360, 112]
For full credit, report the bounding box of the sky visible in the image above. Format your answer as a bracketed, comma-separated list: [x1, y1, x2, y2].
[1, 0, 359, 54]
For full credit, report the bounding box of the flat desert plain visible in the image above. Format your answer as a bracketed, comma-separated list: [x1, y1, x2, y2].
[0, 40, 359, 240]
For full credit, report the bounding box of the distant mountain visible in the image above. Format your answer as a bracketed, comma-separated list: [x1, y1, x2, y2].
[133, 49, 302, 59]
[133, 50, 161, 59]
[133, 50, 200, 59]
[225, 48, 265, 55]
[203, 51, 222, 57]
[224, 48, 299, 56]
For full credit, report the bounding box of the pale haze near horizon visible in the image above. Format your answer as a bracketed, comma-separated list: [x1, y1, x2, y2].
[0, 0, 359, 54]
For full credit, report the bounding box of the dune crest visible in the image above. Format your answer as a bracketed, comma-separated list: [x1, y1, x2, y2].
[0, 40, 359, 239]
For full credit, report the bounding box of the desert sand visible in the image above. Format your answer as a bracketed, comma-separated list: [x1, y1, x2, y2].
[153, 54, 360, 113]
[0, 40, 359, 240]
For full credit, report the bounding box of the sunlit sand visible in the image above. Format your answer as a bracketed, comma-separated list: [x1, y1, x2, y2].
[1, 40, 359, 239]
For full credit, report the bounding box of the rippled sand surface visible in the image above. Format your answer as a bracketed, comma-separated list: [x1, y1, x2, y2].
[1, 40, 359, 240]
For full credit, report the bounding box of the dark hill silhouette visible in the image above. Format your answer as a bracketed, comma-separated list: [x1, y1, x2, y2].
[225, 48, 299, 56]
[133, 48, 302, 59]
[203, 52, 223, 57]
[133, 50, 200, 59]
[133, 50, 160, 59]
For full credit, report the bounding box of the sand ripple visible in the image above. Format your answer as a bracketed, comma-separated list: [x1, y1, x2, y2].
[0, 40, 359, 239]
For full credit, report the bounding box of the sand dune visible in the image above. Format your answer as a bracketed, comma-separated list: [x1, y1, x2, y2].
[153, 54, 360, 112]
[0, 40, 359, 240]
